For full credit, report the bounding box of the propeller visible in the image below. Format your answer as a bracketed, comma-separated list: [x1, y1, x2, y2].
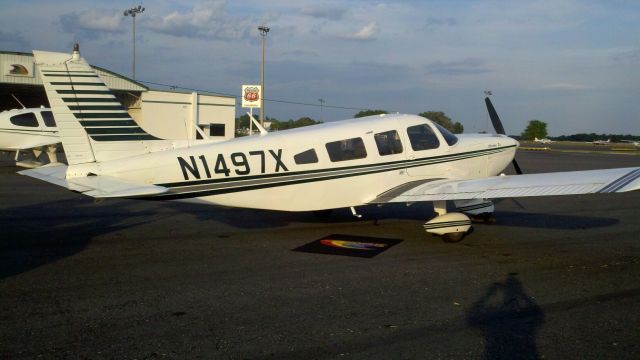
[484, 97, 523, 175]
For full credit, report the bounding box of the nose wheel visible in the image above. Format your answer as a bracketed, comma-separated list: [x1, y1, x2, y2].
[441, 231, 466, 243]
[424, 201, 472, 242]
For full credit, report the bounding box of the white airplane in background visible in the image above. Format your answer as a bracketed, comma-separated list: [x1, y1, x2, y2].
[20, 47, 640, 242]
[534, 137, 553, 144]
[593, 139, 611, 145]
[0, 106, 60, 168]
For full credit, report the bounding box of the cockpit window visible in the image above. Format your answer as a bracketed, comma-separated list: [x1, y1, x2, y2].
[432, 122, 458, 146]
[326, 137, 367, 162]
[374, 130, 403, 156]
[42, 111, 56, 127]
[407, 124, 440, 151]
[10, 112, 39, 127]
[294, 149, 318, 164]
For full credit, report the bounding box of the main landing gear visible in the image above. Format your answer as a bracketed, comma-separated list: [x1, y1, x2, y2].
[423, 199, 494, 242]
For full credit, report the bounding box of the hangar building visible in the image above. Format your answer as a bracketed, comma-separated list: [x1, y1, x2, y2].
[1, 50, 235, 140]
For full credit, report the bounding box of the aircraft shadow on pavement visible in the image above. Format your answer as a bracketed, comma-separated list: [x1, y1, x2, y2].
[165, 200, 618, 232]
[493, 211, 618, 230]
[0, 198, 161, 279]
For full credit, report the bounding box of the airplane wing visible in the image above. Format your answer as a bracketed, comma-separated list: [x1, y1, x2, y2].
[370, 167, 640, 203]
[19, 164, 167, 198]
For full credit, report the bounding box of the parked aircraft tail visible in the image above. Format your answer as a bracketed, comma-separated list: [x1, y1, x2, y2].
[33, 45, 175, 165]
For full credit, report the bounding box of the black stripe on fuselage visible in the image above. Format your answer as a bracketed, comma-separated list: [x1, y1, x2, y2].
[44, 74, 99, 77]
[90, 134, 159, 141]
[62, 98, 118, 103]
[84, 127, 148, 135]
[56, 90, 111, 94]
[50, 82, 105, 86]
[73, 112, 130, 119]
[146, 145, 515, 200]
[68, 105, 124, 111]
[42, 70, 94, 73]
[79, 120, 138, 127]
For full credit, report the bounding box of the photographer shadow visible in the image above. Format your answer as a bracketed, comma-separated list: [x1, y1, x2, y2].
[467, 273, 544, 359]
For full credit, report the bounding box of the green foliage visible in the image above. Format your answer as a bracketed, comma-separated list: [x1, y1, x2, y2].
[354, 109, 388, 118]
[235, 114, 321, 133]
[266, 117, 322, 131]
[520, 120, 548, 140]
[418, 111, 464, 134]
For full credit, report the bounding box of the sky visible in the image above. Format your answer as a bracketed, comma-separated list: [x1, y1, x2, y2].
[1, 0, 639, 135]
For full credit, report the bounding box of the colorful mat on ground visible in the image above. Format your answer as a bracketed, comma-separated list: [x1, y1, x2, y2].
[293, 234, 402, 258]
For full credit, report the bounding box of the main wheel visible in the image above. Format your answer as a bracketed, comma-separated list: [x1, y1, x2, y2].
[442, 232, 466, 243]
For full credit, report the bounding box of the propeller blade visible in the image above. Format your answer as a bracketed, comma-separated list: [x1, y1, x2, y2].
[485, 96, 524, 174]
[485, 97, 505, 135]
[512, 159, 523, 175]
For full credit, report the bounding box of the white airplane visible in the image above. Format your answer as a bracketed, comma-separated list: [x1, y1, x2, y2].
[593, 139, 611, 145]
[0, 106, 60, 168]
[19, 48, 640, 242]
[621, 140, 640, 147]
[534, 137, 553, 144]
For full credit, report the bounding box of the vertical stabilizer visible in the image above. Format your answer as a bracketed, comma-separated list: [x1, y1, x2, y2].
[33, 46, 163, 165]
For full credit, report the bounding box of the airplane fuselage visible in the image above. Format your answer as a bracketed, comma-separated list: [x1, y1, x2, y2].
[67, 114, 517, 211]
[0, 108, 58, 151]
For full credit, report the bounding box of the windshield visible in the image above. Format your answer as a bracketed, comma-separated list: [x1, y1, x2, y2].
[432, 123, 459, 146]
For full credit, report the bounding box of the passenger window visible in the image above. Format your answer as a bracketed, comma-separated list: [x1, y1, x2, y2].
[326, 137, 367, 162]
[294, 149, 318, 164]
[42, 111, 56, 127]
[407, 124, 440, 151]
[374, 130, 403, 156]
[10, 112, 39, 127]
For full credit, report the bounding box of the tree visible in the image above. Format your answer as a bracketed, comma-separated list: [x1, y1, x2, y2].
[520, 120, 548, 140]
[354, 109, 388, 118]
[270, 117, 322, 131]
[418, 111, 464, 134]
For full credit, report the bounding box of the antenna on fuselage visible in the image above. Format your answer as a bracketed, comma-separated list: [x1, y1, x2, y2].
[247, 112, 267, 135]
[10, 94, 26, 109]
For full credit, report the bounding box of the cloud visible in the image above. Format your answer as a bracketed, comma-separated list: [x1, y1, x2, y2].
[425, 59, 491, 76]
[541, 83, 591, 91]
[424, 17, 457, 29]
[343, 22, 379, 41]
[144, 1, 277, 41]
[612, 48, 640, 64]
[0, 30, 29, 47]
[59, 9, 125, 38]
[299, 6, 348, 21]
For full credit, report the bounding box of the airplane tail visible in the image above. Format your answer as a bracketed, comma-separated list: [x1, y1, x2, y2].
[34, 46, 169, 165]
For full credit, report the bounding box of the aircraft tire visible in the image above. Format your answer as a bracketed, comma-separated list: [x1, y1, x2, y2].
[442, 231, 466, 243]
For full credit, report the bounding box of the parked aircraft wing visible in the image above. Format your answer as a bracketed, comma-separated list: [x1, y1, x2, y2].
[19, 164, 167, 198]
[6, 140, 60, 151]
[370, 167, 640, 203]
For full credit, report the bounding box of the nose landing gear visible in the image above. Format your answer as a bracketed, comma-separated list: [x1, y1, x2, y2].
[424, 201, 472, 242]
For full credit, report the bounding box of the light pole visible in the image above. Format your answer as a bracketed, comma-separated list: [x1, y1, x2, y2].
[124, 5, 145, 80]
[258, 25, 270, 127]
[318, 98, 325, 122]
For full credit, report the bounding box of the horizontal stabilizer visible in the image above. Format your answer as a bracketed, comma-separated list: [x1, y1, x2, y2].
[7, 140, 60, 150]
[19, 165, 167, 198]
[370, 167, 640, 203]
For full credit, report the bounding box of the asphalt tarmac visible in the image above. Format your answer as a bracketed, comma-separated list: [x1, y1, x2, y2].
[1, 150, 639, 359]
